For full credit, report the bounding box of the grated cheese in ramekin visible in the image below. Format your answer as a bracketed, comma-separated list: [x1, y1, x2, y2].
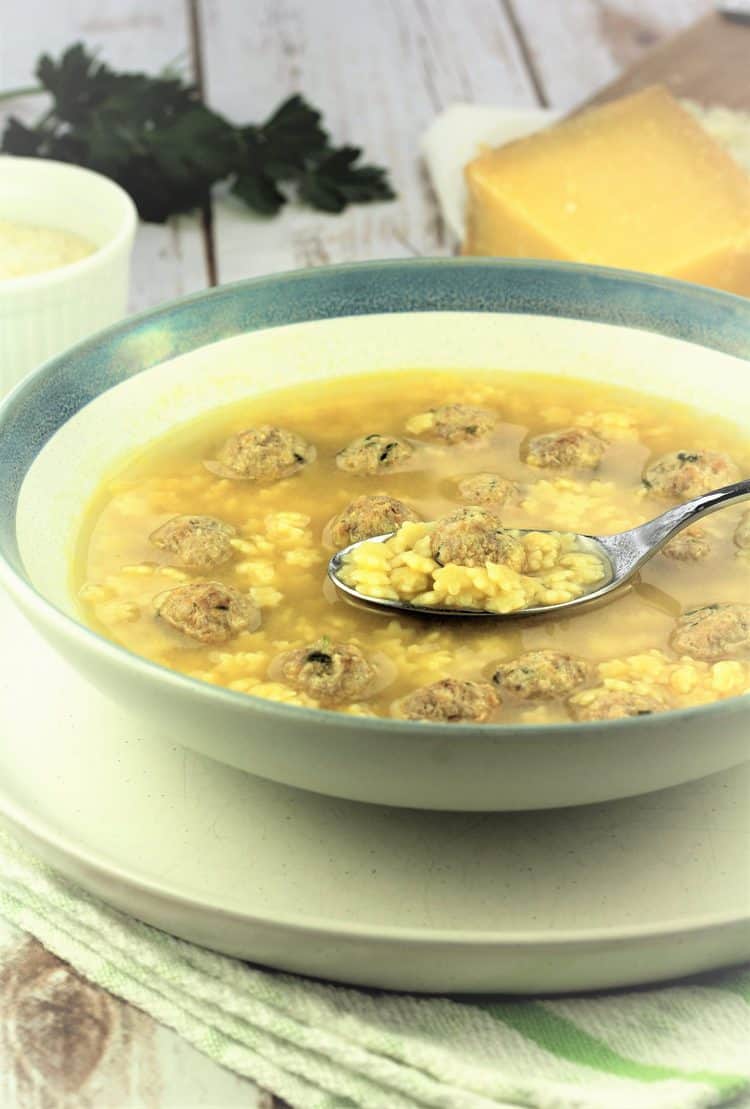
[0, 219, 96, 280]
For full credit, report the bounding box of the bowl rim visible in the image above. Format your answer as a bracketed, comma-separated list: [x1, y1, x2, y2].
[0, 155, 138, 294]
[1, 255, 749, 739]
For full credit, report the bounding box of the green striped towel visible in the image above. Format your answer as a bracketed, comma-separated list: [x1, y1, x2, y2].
[0, 829, 747, 1109]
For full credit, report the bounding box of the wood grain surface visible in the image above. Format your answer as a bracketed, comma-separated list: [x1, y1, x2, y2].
[578, 9, 750, 111]
[508, 0, 712, 109]
[0, 2, 722, 1105]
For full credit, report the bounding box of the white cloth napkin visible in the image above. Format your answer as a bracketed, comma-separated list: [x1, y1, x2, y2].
[420, 103, 559, 243]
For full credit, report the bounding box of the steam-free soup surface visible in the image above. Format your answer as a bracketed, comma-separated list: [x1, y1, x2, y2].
[76, 370, 750, 724]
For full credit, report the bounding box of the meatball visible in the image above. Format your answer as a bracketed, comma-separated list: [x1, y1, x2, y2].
[569, 688, 666, 722]
[149, 515, 236, 569]
[336, 434, 414, 475]
[734, 510, 750, 550]
[430, 507, 525, 569]
[329, 494, 420, 547]
[399, 678, 499, 723]
[154, 581, 259, 644]
[210, 425, 314, 481]
[643, 450, 739, 501]
[422, 403, 497, 444]
[457, 473, 521, 508]
[525, 427, 606, 470]
[278, 640, 376, 703]
[670, 603, 750, 661]
[492, 649, 589, 701]
[662, 527, 711, 562]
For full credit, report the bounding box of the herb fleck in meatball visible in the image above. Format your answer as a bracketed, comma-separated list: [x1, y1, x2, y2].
[336, 434, 414, 475]
[643, 450, 739, 501]
[329, 494, 420, 547]
[149, 515, 236, 569]
[734, 511, 750, 550]
[457, 472, 522, 508]
[279, 640, 376, 703]
[154, 581, 259, 644]
[569, 688, 666, 722]
[662, 527, 711, 562]
[424, 403, 497, 444]
[492, 649, 589, 701]
[430, 507, 524, 569]
[670, 603, 750, 661]
[525, 427, 606, 470]
[399, 678, 499, 723]
[210, 425, 315, 481]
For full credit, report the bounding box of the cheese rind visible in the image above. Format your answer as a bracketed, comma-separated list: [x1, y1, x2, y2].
[463, 86, 750, 296]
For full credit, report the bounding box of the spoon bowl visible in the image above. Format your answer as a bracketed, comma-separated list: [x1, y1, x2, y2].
[328, 478, 750, 619]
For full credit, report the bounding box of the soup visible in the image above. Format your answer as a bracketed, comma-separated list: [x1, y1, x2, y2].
[75, 370, 750, 725]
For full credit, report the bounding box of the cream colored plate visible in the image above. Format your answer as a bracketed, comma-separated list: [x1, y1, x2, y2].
[0, 590, 748, 993]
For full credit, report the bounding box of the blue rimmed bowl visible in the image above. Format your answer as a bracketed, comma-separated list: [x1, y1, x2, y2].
[1, 258, 749, 811]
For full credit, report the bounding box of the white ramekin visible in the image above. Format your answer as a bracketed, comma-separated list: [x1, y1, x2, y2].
[0, 156, 137, 394]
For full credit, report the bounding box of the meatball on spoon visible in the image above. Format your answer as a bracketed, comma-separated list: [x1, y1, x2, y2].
[329, 478, 750, 618]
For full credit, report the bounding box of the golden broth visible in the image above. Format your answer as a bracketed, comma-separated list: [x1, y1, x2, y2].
[75, 370, 750, 723]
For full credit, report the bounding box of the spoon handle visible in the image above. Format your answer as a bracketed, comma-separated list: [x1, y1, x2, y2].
[600, 478, 750, 577]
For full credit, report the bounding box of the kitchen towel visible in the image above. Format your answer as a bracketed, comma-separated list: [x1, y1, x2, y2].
[0, 829, 748, 1109]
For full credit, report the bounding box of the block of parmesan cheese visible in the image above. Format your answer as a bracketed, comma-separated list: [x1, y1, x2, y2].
[463, 86, 750, 296]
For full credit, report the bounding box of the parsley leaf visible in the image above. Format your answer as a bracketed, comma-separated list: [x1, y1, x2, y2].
[299, 146, 396, 212]
[248, 93, 328, 180]
[230, 94, 330, 215]
[0, 44, 396, 223]
[231, 97, 394, 217]
[35, 43, 121, 124]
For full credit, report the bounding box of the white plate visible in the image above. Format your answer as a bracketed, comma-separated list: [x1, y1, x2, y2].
[0, 590, 748, 993]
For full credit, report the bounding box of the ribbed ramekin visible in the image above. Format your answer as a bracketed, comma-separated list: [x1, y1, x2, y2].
[0, 156, 137, 394]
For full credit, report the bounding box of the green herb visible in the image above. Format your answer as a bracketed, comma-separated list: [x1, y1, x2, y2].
[1, 43, 395, 223]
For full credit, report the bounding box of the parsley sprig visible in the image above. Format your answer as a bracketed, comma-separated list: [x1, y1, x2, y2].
[1, 44, 395, 223]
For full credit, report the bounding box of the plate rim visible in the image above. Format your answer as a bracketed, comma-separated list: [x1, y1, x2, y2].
[2, 766, 748, 949]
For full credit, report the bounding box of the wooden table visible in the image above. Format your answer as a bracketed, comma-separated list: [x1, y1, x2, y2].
[0, 1, 714, 1104]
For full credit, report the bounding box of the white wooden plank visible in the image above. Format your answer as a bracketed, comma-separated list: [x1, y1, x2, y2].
[128, 218, 208, 314]
[0, 0, 210, 310]
[0, 930, 267, 1108]
[509, 0, 714, 110]
[199, 0, 540, 281]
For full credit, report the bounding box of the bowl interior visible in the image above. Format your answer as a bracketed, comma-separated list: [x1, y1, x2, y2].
[14, 308, 750, 614]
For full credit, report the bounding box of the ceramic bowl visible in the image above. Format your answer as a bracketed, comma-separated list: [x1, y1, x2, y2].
[0, 156, 137, 392]
[0, 259, 748, 811]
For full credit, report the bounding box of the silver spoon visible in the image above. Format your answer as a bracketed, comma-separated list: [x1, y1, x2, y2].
[328, 478, 750, 619]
